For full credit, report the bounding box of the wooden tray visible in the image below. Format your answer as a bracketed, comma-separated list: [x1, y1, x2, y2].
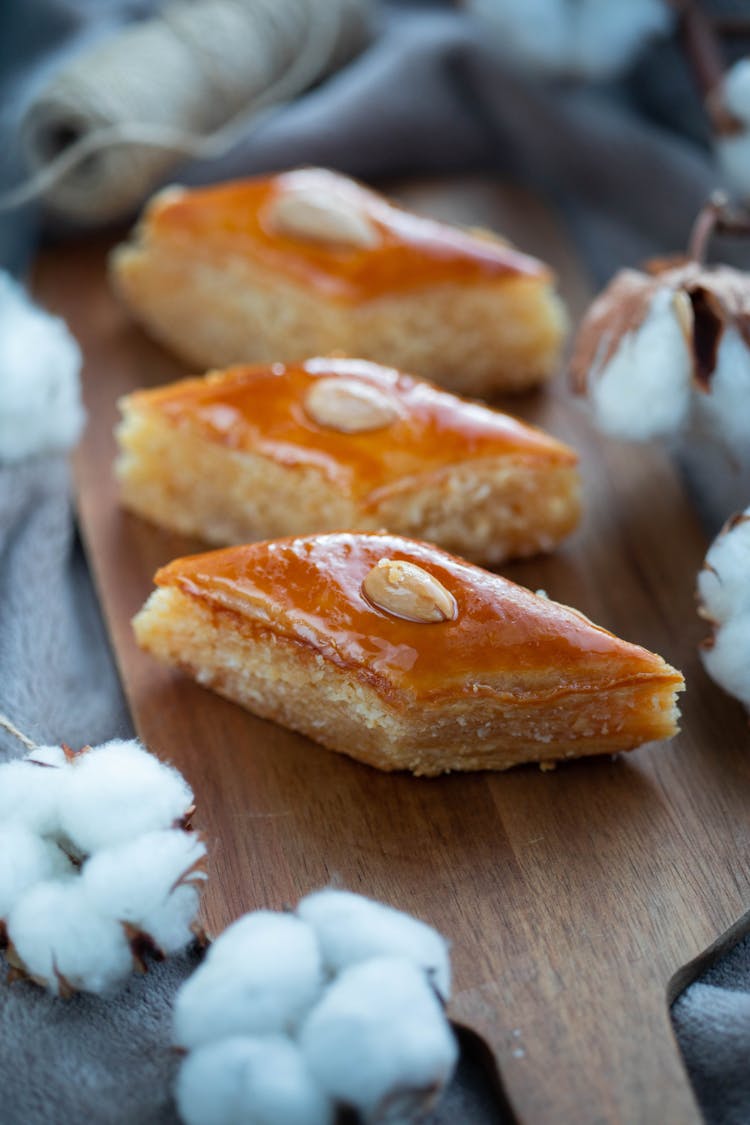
[33, 180, 750, 1124]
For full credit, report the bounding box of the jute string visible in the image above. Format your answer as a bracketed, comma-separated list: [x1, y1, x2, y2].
[0, 713, 37, 752]
[2, 0, 373, 224]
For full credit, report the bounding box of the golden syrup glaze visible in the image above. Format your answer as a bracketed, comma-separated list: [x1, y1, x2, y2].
[154, 532, 683, 705]
[146, 168, 551, 302]
[127, 357, 578, 505]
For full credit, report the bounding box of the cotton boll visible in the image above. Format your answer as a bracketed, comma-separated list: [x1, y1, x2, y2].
[698, 509, 750, 626]
[724, 59, 750, 123]
[300, 956, 458, 1122]
[298, 889, 451, 1001]
[466, 0, 672, 81]
[466, 0, 569, 77]
[698, 509, 750, 710]
[693, 327, 750, 459]
[568, 0, 673, 81]
[176, 1036, 333, 1125]
[0, 827, 74, 919]
[573, 256, 750, 455]
[718, 58, 750, 200]
[0, 271, 85, 463]
[81, 829, 205, 954]
[717, 133, 750, 203]
[59, 739, 193, 853]
[0, 758, 66, 835]
[8, 880, 133, 995]
[715, 62, 750, 200]
[0, 734, 204, 995]
[174, 912, 323, 1050]
[590, 287, 693, 440]
[173, 899, 457, 1121]
[702, 614, 750, 711]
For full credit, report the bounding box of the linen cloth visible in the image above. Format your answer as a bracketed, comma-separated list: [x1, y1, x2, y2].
[0, 2, 748, 1122]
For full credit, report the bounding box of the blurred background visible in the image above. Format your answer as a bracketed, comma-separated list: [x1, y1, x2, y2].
[2, 3, 750, 1123]
[2, 0, 750, 281]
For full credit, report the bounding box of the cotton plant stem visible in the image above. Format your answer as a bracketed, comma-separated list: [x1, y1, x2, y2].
[688, 190, 750, 262]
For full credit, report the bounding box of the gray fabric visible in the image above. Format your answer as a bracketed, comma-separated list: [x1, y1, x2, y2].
[673, 935, 750, 1125]
[0, 458, 130, 754]
[1, 2, 749, 1123]
[0, 951, 200, 1125]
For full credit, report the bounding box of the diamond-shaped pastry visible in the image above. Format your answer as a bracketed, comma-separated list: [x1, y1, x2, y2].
[117, 357, 580, 565]
[110, 168, 567, 397]
[133, 532, 684, 775]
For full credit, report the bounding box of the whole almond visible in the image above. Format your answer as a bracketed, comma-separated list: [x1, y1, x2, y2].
[152, 184, 186, 212]
[362, 559, 457, 624]
[267, 189, 379, 250]
[305, 378, 398, 434]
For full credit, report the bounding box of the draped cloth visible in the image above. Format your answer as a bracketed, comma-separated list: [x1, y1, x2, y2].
[0, 2, 746, 1121]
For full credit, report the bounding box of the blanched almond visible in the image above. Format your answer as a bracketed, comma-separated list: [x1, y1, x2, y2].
[362, 559, 457, 624]
[267, 189, 379, 249]
[305, 378, 398, 434]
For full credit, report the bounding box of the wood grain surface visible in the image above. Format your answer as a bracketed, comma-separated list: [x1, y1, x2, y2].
[33, 180, 750, 1125]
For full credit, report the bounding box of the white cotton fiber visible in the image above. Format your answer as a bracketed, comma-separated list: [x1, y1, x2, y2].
[698, 508, 750, 626]
[698, 509, 750, 710]
[7, 880, 133, 994]
[0, 736, 206, 997]
[724, 59, 750, 123]
[694, 327, 750, 459]
[466, 0, 570, 77]
[176, 1037, 333, 1125]
[717, 133, 750, 202]
[0, 757, 66, 835]
[702, 615, 750, 711]
[0, 271, 85, 462]
[717, 60, 750, 199]
[136, 883, 201, 956]
[300, 956, 458, 1120]
[298, 889, 451, 1001]
[172, 893, 457, 1122]
[26, 745, 70, 768]
[81, 829, 205, 954]
[591, 286, 693, 440]
[564, 0, 672, 80]
[0, 827, 74, 918]
[173, 912, 324, 1050]
[59, 740, 193, 853]
[466, 0, 671, 81]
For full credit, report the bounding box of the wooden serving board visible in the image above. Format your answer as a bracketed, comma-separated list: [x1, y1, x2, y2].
[33, 181, 750, 1125]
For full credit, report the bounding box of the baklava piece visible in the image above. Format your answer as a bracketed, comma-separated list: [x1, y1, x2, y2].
[111, 168, 567, 397]
[117, 358, 580, 565]
[133, 532, 684, 775]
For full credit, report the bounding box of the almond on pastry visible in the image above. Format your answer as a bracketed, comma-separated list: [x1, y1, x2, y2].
[116, 357, 581, 566]
[132, 532, 684, 776]
[110, 168, 568, 397]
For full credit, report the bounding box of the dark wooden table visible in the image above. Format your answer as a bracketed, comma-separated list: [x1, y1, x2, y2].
[34, 179, 750, 1124]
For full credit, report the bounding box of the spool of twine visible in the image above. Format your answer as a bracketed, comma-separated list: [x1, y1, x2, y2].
[8, 0, 373, 225]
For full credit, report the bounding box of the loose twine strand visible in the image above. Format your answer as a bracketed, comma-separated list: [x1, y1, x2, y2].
[0, 0, 372, 221]
[0, 713, 37, 752]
